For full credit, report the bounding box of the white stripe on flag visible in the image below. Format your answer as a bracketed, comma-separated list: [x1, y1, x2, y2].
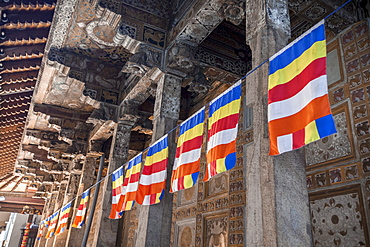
[268, 75, 327, 121]
[174, 148, 202, 169]
[207, 126, 238, 151]
[139, 170, 167, 186]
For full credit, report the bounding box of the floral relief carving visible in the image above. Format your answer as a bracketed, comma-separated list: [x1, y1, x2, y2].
[306, 111, 352, 166]
[310, 193, 367, 246]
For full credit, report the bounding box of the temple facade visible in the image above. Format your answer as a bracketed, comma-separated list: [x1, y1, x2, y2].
[0, 0, 369, 246]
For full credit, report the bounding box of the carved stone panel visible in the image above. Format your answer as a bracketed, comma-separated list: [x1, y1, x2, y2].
[174, 218, 196, 247]
[204, 213, 228, 247]
[205, 173, 229, 198]
[177, 185, 198, 207]
[310, 187, 369, 246]
[306, 107, 353, 166]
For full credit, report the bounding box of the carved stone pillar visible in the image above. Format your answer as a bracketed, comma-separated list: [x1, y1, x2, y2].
[135, 73, 181, 247]
[53, 171, 81, 247]
[92, 118, 138, 246]
[35, 196, 53, 247]
[45, 183, 67, 247]
[244, 0, 312, 246]
[66, 157, 96, 247]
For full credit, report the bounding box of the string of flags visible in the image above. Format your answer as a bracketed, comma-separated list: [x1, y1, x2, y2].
[36, 15, 341, 239]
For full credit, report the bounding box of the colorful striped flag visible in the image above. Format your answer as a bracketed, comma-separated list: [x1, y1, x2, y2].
[268, 20, 336, 155]
[204, 80, 241, 181]
[137, 135, 168, 205]
[55, 202, 72, 235]
[170, 107, 205, 192]
[117, 154, 142, 212]
[44, 216, 51, 228]
[45, 211, 59, 239]
[109, 166, 124, 219]
[72, 189, 90, 228]
[36, 220, 44, 240]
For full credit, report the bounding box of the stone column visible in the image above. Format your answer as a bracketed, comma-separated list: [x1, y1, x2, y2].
[53, 171, 81, 247]
[66, 157, 96, 247]
[244, 0, 313, 246]
[92, 118, 138, 247]
[135, 73, 181, 247]
[45, 183, 67, 247]
[35, 196, 52, 247]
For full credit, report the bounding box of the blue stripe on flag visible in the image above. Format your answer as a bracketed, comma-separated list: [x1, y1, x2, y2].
[112, 167, 123, 181]
[127, 154, 142, 170]
[147, 136, 168, 156]
[269, 23, 325, 75]
[179, 109, 205, 136]
[209, 84, 241, 117]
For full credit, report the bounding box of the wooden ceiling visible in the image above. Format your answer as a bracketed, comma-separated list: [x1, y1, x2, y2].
[0, 0, 56, 176]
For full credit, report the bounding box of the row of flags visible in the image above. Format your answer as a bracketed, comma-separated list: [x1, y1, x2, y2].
[37, 190, 90, 240]
[108, 80, 242, 218]
[38, 18, 337, 236]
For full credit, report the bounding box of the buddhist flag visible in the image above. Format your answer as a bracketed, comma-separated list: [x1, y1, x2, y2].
[45, 211, 59, 239]
[268, 20, 336, 155]
[55, 202, 71, 235]
[36, 220, 44, 240]
[137, 135, 168, 205]
[72, 189, 90, 228]
[44, 216, 51, 228]
[109, 166, 124, 219]
[204, 80, 241, 181]
[117, 154, 142, 212]
[170, 107, 205, 192]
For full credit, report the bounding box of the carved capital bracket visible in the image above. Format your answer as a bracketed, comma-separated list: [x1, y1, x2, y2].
[122, 44, 163, 75]
[167, 42, 211, 94]
[87, 103, 119, 124]
[120, 67, 163, 112]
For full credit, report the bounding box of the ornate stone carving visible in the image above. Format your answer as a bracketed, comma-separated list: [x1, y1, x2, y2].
[220, 0, 245, 26]
[114, 122, 136, 156]
[122, 51, 150, 75]
[177, 1, 224, 45]
[306, 111, 352, 166]
[207, 173, 228, 197]
[168, 43, 197, 71]
[205, 215, 228, 247]
[187, 67, 211, 94]
[154, 74, 182, 120]
[174, 218, 196, 247]
[46, 0, 78, 50]
[310, 192, 367, 246]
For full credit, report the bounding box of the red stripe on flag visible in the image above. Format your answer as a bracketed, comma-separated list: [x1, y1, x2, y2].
[141, 159, 167, 175]
[268, 57, 326, 103]
[208, 114, 239, 138]
[175, 136, 203, 158]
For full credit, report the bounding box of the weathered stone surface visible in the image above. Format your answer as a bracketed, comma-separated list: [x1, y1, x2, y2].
[244, 0, 312, 246]
[93, 119, 137, 246]
[135, 73, 181, 247]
